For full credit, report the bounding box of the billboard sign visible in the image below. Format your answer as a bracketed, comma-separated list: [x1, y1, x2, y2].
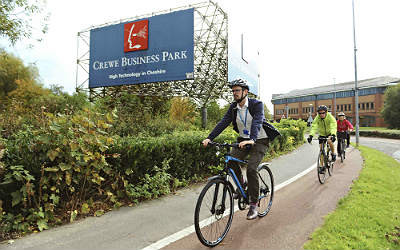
[228, 34, 259, 96]
[89, 8, 194, 88]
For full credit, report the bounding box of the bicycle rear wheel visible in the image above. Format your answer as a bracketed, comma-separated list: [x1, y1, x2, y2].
[317, 151, 327, 184]
[257, 163, 274, 217]
[194, 179, 234, 247]
[340, 139, 345, 163]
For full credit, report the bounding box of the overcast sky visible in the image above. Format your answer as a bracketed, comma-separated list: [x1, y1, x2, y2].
[1, 0, 399, 111]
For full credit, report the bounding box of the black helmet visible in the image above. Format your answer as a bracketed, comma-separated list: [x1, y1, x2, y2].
[317, 105, 328, 112]
[228, 78, 249, 90]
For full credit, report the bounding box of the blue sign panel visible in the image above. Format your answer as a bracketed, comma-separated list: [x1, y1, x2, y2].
[228, 32, 259, 96]
[89, 8, 194, 88]
[228, 52, 259, 96]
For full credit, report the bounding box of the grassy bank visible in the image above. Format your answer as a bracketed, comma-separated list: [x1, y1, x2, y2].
[303, 145, 400, 249]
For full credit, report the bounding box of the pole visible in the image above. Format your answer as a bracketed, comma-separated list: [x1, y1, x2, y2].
[202, 106, 207, 129]
[352, 0, 360, 146]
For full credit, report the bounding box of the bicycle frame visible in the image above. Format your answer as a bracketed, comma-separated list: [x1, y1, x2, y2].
[315, 136, 331, 166]
[225, 155, 248, 200]
[206, 143, 250, 211]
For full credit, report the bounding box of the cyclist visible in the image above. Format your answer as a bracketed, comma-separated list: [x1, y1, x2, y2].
[307, 105, 337, 164]
[202, 78, 280, 220]
[337, 112, 353, 153]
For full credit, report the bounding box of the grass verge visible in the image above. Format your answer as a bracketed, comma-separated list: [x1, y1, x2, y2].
[303, 145, 400, 250]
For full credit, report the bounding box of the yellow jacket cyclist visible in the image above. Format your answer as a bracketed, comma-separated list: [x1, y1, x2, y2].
[307, 105, 337, 162]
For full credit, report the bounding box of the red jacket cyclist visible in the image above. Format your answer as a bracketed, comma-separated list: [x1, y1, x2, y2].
[337, 112, 353, 150]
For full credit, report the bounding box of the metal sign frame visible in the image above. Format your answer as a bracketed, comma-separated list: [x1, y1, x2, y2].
[75, 1, 228, 106]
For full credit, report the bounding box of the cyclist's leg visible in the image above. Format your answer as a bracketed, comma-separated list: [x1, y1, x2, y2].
[319, 143, 324, 166]
[346, 132, 350, 147]
[246, 138, 269, 205]
[327, 139, 335, 155]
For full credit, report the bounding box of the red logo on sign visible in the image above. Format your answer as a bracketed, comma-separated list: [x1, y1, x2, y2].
[124, 20, 148, 52]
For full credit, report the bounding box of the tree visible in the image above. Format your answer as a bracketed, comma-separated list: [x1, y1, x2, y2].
[264, 103, 272, 120]
[381, 83, 400, 129]
[0, 49, 40, 100]
[0, 0, 49, 45]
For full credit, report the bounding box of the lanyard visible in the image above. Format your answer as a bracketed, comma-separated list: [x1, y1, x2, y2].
[238, 108, 248, 128]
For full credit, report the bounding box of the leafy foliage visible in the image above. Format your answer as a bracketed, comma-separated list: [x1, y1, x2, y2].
[381, 83, 400, 129]
[0, 0, 49, 45]
[169, 97, 197, 123]
[1, 108, 118, 235]
[0, 49, 40, 99]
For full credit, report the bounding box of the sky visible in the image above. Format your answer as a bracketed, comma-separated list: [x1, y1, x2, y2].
[1, 0, 399, 112]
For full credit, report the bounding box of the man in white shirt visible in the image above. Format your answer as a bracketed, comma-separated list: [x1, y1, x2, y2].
[202, 79, 279, 220]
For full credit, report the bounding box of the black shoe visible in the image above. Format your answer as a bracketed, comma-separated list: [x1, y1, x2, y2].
[346, 145, 350, 148]
[318, 167, 325, 174]
[247, 205, 258, 220]
[331, 154, 337, 162]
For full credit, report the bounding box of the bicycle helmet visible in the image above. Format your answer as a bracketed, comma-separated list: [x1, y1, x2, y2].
[317, 105, 328, 112]
[338, 112, 345, 116]
[228, 78, 250, 90]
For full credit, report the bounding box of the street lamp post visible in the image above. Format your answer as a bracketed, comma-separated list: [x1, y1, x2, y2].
[352, 0, 360, 146]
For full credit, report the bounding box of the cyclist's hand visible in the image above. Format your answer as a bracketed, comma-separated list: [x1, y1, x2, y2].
[330, 134, 336, 143]
[202, 138, 211, 147]
[239, 140, 254, 149]
[307, 135, 313, 143]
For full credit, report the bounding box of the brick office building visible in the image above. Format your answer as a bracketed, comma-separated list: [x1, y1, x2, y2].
[271, 76, 400, 127]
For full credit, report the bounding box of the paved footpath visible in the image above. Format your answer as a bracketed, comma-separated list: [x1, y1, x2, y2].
[163, 147, 363, 249]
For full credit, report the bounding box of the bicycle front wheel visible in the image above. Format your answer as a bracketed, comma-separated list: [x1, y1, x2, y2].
[257, 163, 274, 217]
[194, 179, 234, 247]
[317, 151, 327, 184]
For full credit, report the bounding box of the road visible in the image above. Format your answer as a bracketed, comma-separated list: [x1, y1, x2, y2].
[352, 136, 400, 161]
[1, 136, 397, 250]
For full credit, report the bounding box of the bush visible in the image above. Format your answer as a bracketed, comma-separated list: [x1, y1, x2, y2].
[1, 108, 118, 235]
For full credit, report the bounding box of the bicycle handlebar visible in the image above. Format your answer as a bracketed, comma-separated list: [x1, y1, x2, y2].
[207, 141, 240, 148]
[206, 141, 252, 150]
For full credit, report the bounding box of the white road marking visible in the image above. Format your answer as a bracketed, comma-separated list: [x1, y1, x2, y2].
[140, 162, 317, 250]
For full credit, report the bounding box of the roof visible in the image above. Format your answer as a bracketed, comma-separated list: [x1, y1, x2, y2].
[271, 76, 400, 100]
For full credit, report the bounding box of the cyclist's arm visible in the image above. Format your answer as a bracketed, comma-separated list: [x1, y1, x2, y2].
[310, 116, 320, 137]
[249, 101, 264, 142]
[328, 113, 337, 135]
[346, 120, 354, 131]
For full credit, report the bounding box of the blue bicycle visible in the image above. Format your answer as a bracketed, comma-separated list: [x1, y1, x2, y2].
[194, 142, 274, 247]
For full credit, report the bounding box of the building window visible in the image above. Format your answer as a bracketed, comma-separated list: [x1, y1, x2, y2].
[344, 104, 348, 111]
[349, 104, 351, 111]
[371, 102, 374, 109]
[366, 102, 370, 110]
[361, 103, 365, 110]
[337, 105, 339, 111]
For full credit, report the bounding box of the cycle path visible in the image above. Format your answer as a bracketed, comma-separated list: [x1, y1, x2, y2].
[163, 147, 363, 249]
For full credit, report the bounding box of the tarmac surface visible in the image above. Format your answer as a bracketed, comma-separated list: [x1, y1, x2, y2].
[162, 147, 363, 249]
